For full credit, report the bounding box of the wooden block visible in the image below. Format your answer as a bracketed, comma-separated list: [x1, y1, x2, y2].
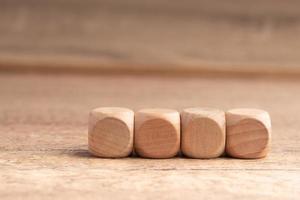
[134, 108, 180, 158]
[181, 107, 226, 158]
[226, 108, 271, 159]
[88, 107, 134, 158]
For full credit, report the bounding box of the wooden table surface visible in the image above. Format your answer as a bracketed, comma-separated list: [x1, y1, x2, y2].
[0, 73, 299, 199]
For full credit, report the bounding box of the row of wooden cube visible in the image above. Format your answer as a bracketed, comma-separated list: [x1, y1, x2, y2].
[88, 107, 271, 159]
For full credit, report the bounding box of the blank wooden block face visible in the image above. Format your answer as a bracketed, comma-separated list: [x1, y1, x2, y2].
[88, 107, 134, 158]
[226, 108, 271, 159]
[134, 109, 180, 158]
[181, 108, 226, 158]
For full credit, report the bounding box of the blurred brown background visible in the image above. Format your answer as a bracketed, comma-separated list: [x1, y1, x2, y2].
[1, 0, 300, 75]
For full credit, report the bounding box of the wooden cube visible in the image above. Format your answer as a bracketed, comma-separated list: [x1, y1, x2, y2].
[134, 108, 180, 158]
[88, 107, 134, 158]
[226, 108, 271, 159]
[181, 107, 226, 158]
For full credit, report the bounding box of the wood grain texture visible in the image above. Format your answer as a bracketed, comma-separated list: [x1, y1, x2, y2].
[88, 107, 134, 158]
[0, 73, 300, 199]
[134, 109, 180, 158]
[181, 108, 225, 158]
[2, 0, 300, 76]
[226, 108, 271, 159]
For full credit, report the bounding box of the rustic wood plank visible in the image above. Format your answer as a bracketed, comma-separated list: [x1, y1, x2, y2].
[0, 73, 299, 199]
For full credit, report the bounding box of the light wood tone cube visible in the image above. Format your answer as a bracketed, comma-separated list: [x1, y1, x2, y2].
[181, 107, 226, 158]
[226, 108, 271, 159]
[134, 108, 180, 158]
[88, 107, 134, 158]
